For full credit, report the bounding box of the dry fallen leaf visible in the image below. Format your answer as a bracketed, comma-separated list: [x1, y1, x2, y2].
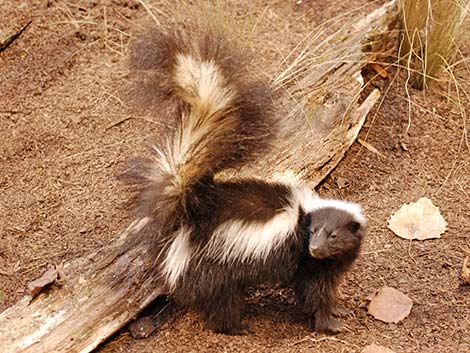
[27, 264, 60, 298]
[367, 287, 413, 323]
[388, 197, 447, 240]
[463, 256, 470, 284]
[370, 63, 389, 78]
[362, 344, 396, 353]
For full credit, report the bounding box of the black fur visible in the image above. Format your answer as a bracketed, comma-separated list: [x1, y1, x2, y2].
[124, 28, 366, 335]
[169, 190, 365, 334]
[294, 208, 364, 333]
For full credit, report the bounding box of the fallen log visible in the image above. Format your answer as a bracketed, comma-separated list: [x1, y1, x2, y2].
[0, 1, 396, 352]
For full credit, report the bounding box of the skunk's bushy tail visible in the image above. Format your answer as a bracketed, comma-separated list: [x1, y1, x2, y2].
[125, 29, 276, 230]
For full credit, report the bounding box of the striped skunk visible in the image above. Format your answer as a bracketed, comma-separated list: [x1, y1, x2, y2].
[125, 29, 366, 335]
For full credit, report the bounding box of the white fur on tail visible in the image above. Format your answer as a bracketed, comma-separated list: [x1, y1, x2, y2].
[148, 53, 237, 196]
[161, 226, 192, 290]
[174, 54, 235, 115]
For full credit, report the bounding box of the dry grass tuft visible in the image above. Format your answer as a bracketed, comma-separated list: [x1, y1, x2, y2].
[398, 0, 469, 89]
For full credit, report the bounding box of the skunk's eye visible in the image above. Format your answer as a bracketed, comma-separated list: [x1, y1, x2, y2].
[329, 233, 337, 239]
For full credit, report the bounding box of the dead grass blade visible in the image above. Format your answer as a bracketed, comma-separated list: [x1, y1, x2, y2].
[398, 0, 469, 89]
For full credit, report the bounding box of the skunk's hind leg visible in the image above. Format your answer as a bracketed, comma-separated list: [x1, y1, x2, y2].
[195, 286, 249, 335]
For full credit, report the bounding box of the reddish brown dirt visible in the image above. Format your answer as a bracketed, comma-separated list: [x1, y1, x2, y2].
[1, 1, 469, 352]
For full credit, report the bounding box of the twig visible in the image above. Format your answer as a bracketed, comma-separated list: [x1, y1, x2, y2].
[363, 249, 392, 255]
[357, 138, 385, 158]
[105, 117, 133, 130]
[19, 262, 49, 276]
[136, 0, 161, 25]
[103, 6, 108, 48]
[291, 335, 360, 348]
[407, 238, 416, 264]
[0, 20, 32, 52]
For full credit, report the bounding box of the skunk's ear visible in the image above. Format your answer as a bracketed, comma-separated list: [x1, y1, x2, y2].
[347, 221, 361, 233]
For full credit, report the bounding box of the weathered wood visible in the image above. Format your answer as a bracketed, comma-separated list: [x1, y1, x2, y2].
[0, 218, 163, 353]
[0, 1, 396, 352]
[249, 1, 397, 184]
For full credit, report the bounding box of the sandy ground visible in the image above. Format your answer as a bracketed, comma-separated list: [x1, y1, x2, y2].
[1, 1, 469, 352]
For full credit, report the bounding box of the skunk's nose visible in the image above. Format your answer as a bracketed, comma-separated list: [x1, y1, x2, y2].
[308, 226, 327, 258]
[309, 244, 321, 258]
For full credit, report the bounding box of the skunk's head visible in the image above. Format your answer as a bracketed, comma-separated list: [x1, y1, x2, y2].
[306, 200, 366, 259]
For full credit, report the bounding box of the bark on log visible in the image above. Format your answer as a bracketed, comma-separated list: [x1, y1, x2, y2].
[248, 1, 397, 184]
[0, 1, 397, 352]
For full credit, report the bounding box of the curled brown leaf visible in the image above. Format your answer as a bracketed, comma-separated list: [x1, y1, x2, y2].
[367, 287, 413, 323]
[27, 264, 61, 299]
